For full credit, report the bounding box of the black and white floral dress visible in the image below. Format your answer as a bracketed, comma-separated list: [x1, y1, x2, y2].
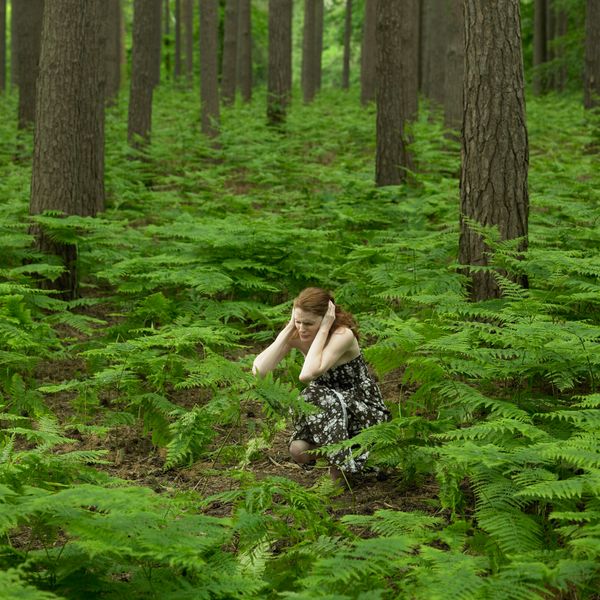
[292, 354, 389, 473]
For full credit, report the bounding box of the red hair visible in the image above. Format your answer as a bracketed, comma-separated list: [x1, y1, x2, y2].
[293, 287, 359, 340]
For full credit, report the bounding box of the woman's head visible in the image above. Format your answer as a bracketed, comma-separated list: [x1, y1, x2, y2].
[293, 287, 359, 341]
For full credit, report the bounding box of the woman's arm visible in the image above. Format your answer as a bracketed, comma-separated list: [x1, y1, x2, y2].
[299, 301, 355, 383]
[252, 313, 296, 377]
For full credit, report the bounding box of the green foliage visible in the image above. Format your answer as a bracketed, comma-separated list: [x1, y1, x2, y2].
[1, 72, 599, 599]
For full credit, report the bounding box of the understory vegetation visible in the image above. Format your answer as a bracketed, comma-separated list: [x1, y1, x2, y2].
[0, 86, 599, 599]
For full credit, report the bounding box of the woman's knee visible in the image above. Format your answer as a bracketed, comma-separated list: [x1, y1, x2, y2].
[289, 439, 315, 464]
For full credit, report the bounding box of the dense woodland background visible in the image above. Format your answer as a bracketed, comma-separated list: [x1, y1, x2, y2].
[0, 0, 599, 598]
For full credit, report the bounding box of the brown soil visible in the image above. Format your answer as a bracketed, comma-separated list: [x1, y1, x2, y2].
[32, 304, 442, 521]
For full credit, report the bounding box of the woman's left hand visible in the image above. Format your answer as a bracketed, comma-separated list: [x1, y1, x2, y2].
[320, 300, 336, 330]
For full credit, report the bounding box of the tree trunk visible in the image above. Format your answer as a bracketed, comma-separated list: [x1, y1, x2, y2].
[555, 10, 568, 91]
[14, 0, 44, 129]
[584, 0, 600, 109]
[267, 0, 293, 126]
[302, 0, 318, 103]
[375, 0, 414, 186]
[10, 4, 15, 87]
[106, 0, 123, 103]
[443, 0, 463, 131]
[533, 0, 547, 95]
[315, 0, 323, 91]
[128, 0, 160, 147]
[401, 0, 419, 123]
[184, 0, 194, 84]
[164, 0, 172, 79]
[199, 0, 220, 136]
[459, 0, 529, 302]
[360, 0, 377, 104]
[546, 0, 556, 88]
[30, 0, 107, 298]
[421, 0, 446, 107]
[0, 0, 5, 93]
[151, 0, 162, 87]
[221, 0, 239, 105]
[237, 0, 252, 103]
[175, 0, 182, 79]
[341, 0, 352, 89]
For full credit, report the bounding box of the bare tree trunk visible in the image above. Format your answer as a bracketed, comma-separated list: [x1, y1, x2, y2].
[459, 0, 529, 301]
[443, 0, 463, 131]
[341, 0, 352, 89]
[14, 0, 44, 129]
[302, 0, 318, 103]
[222, 0, 239, 105]
[30, 0, 107, 298]
[533, 0, 547, 95]
[0, 0, 5, 93]
[554, 9, 568, 91]
[128, 0, 160, 147]
[184, 0, 194, 84]
[375, 0, 414, 186]
[360, 0, 377, 104]
[237, 0, 252, 102]
[199, 0, 220, 136]
[151, 0, 162, 87]
[546, 0, 556, 89]
[401, 0, 419, 123]
[106, 0, 123, 103]
[267, 0, 293, 126]
[164, 0, 173, 79]
[315, 0, 323, 91]
[421, 0, 446, 107]
[175, 0, 182, 79]
[585, 0, 600, 109]
[10, 4, 15, 87]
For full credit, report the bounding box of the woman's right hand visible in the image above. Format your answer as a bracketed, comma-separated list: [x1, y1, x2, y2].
[282, 307, 297, 339]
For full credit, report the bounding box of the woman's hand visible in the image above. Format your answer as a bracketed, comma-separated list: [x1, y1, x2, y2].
[281, 306, 297, 338]
[320, 300, 336, 331]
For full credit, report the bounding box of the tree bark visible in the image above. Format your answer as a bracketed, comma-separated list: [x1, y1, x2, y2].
[30, 0, 107, 298]
[585, 0, 600, 109]
[459, 0, 529, 301]
[128, 0, 160, 147]
[151, 0, 162, 87]
[184, 0, 194, 84]
[420, 0, 446, 107]
[237, 0, 252, 102]
[555, 10, 568, 91]
[533, 0, 547, 95]
[0, 0, 5, 93]
[546, 0, 556, 88]
[10, 4, 15, 87]
[199, 0, 220, 136]
[375, 0, 414, 186]
[13, 0, 44, 129]
[221, 0, 239, 105]
[302, 0, 318, 103]
[267, 0, 293, 126]
[164, 0, 172, 79]
[360, 0, 377, 104]
[106, 0, 123, 103]
[443, 0, 463, 131]
[341, 0, 352, 90]
[401, 0, 419, 123]
[175, 0, 182, 79]
[315, 0, 323, 91]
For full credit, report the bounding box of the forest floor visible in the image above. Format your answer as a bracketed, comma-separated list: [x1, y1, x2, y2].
[37, 305, 441, 520]
[91, 421, 440, 519]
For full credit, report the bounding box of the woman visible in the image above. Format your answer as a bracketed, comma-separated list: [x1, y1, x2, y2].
[252, 287, 389, 481]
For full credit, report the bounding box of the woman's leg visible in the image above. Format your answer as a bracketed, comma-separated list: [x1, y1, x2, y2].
[289, 439, 317, 465]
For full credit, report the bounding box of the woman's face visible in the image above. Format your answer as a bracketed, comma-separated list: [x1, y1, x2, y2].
[293, 307, 322, 343]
